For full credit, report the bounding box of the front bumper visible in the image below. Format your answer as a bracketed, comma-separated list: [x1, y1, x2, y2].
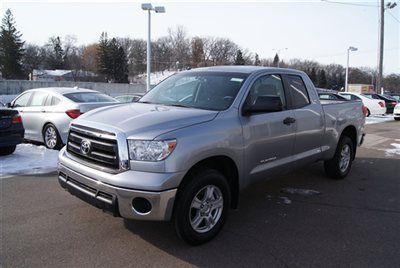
[58, 148, 180, 221]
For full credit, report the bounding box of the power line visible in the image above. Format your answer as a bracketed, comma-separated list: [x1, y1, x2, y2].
[321, 0, 379, 8]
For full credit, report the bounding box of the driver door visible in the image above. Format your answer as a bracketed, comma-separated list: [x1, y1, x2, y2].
[240, 74, 296, 185]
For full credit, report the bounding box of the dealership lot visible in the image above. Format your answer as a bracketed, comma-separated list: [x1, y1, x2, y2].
[2, 121, 400, 267]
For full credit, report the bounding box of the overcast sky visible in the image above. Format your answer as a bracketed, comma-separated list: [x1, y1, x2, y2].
[1, 0, 399, 74]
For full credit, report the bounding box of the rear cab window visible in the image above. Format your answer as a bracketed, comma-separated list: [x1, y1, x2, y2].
[64, 92, 116, 103]
[285, 75, 310, 109]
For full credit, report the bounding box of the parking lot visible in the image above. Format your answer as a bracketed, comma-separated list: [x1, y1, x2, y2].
[1, 120, 400, 267]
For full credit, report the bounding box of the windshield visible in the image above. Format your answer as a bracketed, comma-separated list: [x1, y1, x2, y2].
[139, 71, 249, 111]
[64, 92, 117, 103]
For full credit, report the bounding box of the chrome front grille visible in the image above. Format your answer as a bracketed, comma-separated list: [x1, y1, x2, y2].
[67, 124, 119, 170]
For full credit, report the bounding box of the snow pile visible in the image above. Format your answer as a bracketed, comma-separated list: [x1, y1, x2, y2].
[365, 115, 394, 125]
[0, 144, 59, 177]
[383, 141, 400, 157]
[281, 187, 321, 196]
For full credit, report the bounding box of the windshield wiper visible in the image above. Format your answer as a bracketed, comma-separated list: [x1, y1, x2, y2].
[167, 103, 192, 108]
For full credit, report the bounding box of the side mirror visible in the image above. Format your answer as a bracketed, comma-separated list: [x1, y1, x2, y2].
[242, 96, 283, 116]
[6, 102, 12, 108]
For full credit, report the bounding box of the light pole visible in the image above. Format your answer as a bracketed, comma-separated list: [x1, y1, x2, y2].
[141, 3, 165, 91]
[272, 48, 288, 68]
[345, 46, 358, 92]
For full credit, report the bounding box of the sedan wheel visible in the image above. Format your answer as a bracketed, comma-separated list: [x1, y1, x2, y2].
[43, 124, 61, 149]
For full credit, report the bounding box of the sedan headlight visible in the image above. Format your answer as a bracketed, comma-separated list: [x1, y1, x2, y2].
[128, 139, 177, 161]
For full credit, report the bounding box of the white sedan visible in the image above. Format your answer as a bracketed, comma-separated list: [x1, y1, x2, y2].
[394, 103, 400, 121]
[339, 92, 386, 116]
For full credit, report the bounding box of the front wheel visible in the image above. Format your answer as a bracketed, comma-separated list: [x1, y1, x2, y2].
[395, 117, 400, 121]
[324, 136, 354, 180]
[43, 124, 62, 150]
[174, 168, 231, 245]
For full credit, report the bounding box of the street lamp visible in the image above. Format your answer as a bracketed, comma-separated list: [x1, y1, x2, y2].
[345, 46, 358, 92]
[141, 3, 165, 91]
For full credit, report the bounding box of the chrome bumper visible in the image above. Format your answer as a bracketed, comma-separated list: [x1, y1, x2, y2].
[58, 163, 177, 221]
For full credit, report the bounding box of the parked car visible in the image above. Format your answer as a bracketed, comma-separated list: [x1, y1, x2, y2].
[115, 93, 144, 103]
[363, 93, 397, 114]
[8, 87, 118, 149]
[58, 66, 365, 245]
[316, 88, 348, 101]
[339, 92, 386, 116]
[394, 103, 400, 121]
[388, 93, 400, 102]
[0, 108, 24, 156]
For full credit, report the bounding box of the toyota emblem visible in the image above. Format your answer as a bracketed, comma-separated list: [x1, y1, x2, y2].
[80, 139, 91, 155]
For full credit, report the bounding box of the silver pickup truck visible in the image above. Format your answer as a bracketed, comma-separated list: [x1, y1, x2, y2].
[58, 66, 365, 245]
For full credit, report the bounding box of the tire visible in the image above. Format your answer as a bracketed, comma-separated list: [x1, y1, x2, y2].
[0, 145, 16, 156]
[43, 124, 62, 150]
[324, 136, 354, 180]
[174, 168, 231, 245]
[395, 117, 400, 121]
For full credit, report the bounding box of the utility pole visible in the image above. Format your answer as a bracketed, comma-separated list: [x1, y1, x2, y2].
[377, 0, 384, 94]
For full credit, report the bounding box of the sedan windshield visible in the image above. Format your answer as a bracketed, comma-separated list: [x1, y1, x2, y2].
[139, 72, 249, 111]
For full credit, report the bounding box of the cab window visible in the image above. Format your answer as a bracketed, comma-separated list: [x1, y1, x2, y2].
[248, 74, 286, 109]
[285, 75, 310, 109]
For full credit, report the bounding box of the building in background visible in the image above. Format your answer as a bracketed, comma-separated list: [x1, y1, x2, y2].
[348, 84, 375, 94]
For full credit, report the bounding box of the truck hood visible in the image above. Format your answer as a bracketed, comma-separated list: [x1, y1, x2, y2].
[75, 103, 218, 139]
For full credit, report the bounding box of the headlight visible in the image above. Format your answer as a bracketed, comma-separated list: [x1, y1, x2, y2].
[128, 139, 177, 161]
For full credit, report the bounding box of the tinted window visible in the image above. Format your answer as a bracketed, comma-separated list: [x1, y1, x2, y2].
[286, 75, 310, 109]
[64, 92, 116, 103]
[342, 94, 360, 101]
[140, 72, 249, 111]
[248, 74, 286, 108]
[30, 91, 49, 106]
[13, 92, 33, 107]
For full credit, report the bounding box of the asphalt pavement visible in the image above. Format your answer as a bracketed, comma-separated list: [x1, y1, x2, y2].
[1, 121, 400, 267]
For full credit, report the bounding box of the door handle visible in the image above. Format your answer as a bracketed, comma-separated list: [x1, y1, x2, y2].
[283, 117, 296, 125]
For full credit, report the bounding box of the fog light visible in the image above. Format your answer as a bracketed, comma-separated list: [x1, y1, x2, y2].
[132, 197, 152, 214]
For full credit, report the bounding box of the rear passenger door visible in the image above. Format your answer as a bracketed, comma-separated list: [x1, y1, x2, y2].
[283, 74, 325, 165]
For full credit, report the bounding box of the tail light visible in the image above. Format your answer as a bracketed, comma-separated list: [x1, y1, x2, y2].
[378, 101, 385, 107]
[362, 105, 368, 116]
[66, 109, 82, 119]
[11, 114, 22, 124]
[391, 102, 397, 106]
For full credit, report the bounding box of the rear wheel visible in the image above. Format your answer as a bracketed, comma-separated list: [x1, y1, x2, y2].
[43, 124, 62, 150]
[324, 136, 354, 180]
[395, 117, 400, 121]
[174, 168, 230, 245]
[0, 145, 16, 156]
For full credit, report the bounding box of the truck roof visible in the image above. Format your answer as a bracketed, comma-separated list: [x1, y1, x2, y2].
[189, 65, 305, 75]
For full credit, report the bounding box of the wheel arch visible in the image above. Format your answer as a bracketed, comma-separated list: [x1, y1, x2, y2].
[340, 125, 357, 159]
[178, 155, 240, 209]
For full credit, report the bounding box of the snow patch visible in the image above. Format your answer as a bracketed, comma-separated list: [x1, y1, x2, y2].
[383, 143, 400, 157]
[135, 70, 177, 85]
[0, 144, 59, 178]
[281, 187, 321, 196]
[365, 115, 394, 125]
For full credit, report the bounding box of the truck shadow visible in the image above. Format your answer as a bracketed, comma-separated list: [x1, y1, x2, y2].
[123, 157, 400, 267]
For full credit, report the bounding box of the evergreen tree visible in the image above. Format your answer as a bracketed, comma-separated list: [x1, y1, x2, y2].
[254, 53, 261, 66]
[318, 69, 327, 88]
[45, 36, 65, 69]
[272, 53, 279, 67]
[0, 9, 25, 79]
[309, 67, 317, 84]
[191, 37, 204, 68]
[234, 49, 245, 65]
[97, 32, 111, 81]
